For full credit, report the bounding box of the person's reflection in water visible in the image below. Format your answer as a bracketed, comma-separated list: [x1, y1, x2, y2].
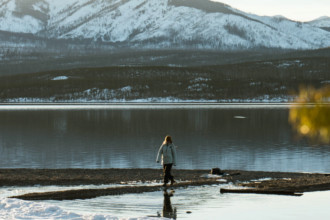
[162, 189, 177, 219]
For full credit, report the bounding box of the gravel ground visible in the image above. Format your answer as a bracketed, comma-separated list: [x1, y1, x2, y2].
[1, 169, 329, 200]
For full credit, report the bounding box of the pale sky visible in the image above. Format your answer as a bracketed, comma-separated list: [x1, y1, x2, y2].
[214, 0, 330, 22]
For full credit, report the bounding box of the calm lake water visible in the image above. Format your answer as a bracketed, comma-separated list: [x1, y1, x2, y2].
[0, 104, 329, 172]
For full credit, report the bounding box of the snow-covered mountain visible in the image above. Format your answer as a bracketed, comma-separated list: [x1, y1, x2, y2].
[307, 16, 330, 32]
[0, 0, 330, 50]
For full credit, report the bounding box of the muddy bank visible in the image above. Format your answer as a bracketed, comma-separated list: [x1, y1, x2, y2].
[220, 173, 330, 196]
[1, 169, 330, 200]
[11, 180, 221, 201]
[235, 173, 330, 193]
[0, 168, 208, 186]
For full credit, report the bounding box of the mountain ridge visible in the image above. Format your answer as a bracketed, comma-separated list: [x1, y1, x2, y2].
[0, 0, 330, 51]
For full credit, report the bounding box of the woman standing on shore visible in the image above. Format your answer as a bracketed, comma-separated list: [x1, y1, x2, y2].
[156, 135, 177, 187]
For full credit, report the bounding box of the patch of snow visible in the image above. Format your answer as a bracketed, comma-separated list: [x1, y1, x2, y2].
[3, 96, 294, 103]
[52, 76, 69, 81]
[262, 62, 273, 65]
[249, 82, 262, 86]
[120, 86, 132, 92]
[277, 63, 291, 68]
[124, 97, 218, 103]
[250, 177, 273, 182]
[167, 64, 182, 67]
[187, 83, 210, 92]
[0, 198, 81, 220]
[277, 60, 304, 68]
[234, 116, 246, 119]
[0, 198, 162, 220]
[190, 77, 211, 83]
[218, 95, 294, 103]
[200, 174, 222, 178]
[5, 97, 56, 103]
[0, 181, 168, 219]
[76, 87, 134, 101]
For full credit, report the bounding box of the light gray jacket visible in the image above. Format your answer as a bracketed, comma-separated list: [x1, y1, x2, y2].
[156, 143, 177, 165]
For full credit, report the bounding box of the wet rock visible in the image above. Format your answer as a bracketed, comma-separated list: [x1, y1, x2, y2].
[210, 168, 224, 175]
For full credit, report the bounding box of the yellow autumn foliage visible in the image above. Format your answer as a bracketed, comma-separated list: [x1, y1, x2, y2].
[289, 85, 330, 144]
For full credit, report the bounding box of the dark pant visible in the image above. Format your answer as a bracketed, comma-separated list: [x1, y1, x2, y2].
[163, 163, 174, 184]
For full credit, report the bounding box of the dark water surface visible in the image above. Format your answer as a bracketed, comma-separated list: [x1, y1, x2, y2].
[0, 104, 329, 172]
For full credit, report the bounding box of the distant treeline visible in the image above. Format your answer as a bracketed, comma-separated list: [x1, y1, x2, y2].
[0, 56, 329, 102]
[1, 47, 330, 76]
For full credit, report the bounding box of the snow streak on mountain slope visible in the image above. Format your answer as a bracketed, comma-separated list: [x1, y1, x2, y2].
[0, 0, 330, 50]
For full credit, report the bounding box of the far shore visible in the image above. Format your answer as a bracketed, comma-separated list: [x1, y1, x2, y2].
[1, 168, 330, 201]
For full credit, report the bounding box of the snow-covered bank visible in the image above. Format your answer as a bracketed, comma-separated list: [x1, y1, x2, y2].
[0, 184, 164, 220]
[0, 184, 163, 219]
[0, 198, 163, 220]
[0, 198, 100, 220]
[3, 96, 293, 103]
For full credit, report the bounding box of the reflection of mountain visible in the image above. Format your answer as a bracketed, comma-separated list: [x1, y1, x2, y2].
[0, 0, 330, 51]
[1, 108, 329, 173]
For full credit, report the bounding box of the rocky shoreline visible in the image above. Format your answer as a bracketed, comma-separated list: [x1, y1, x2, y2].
[1, 169, 329, 200]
